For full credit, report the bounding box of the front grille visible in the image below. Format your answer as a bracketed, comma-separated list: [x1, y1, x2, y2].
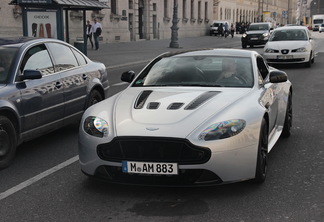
[97, 137, 211, 164]
[267, 58, 305, 63]
[93, 166, 223, 186]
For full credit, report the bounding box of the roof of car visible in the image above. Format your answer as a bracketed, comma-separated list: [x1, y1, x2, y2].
[0, 37, 37, 46]
[275, 26, 308, 31]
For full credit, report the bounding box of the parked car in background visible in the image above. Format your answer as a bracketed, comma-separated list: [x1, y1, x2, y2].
[0, 37, 109, 169]
[79, 48, 292, 186]
[241, 22, 273, 48]
[263, 26, 315, 67]
[319, 24, 324, 33]
[209, 20, 229, 36]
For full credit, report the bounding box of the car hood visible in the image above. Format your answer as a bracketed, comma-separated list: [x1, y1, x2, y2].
[266, 40, 308, 49]
[110, 87, 252, 137]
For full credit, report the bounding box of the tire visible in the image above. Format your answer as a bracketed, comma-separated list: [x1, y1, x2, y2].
[253, 118, 268, 184]
[281, 92, 292, 138]
[304, 53, 312, 68]
[0, 116, 17, 170]
[86, 89, 103, 109]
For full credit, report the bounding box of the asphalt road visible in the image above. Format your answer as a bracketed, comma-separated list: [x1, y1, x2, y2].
[0, 33, 323, 222]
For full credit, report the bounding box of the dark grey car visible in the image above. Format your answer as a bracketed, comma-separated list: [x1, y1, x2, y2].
[0, 37, 109, 169]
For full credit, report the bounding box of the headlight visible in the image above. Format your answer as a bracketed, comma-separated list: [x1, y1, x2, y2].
[84, 116, 108, 138]
[293, 47, 307, 52]
[242, 34, 247, 38]
[265, 48, 276, 53]
[199, 119, 246, 141]
[263, 33, 269, 37]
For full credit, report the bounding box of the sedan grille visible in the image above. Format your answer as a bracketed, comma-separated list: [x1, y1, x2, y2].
[97, 137, 211, 164]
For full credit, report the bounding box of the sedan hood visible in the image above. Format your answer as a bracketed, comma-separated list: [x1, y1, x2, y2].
[246, 30, 268, 35]
[113, 87, 251, 137]
[266, 40, 308, 50]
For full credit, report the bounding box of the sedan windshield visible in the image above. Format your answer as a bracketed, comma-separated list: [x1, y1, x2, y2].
[0, 47, 19, 84]
[132, 56, 254, 88]
[270, 29, 308, 41]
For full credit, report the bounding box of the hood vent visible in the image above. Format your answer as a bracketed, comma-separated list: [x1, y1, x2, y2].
[167, 102, 184, 110]
[147, 102, 160, 109]
[134, 90, 153, 109]
[185, 91, 219, 110]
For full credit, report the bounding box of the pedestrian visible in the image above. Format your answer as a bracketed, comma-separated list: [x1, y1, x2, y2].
[86, 20, 94, 49]
[91, 18, 102, 50]
[224, 22, 229, 38]
[217, 23, 224, 37]
[230, 23, 235, 38]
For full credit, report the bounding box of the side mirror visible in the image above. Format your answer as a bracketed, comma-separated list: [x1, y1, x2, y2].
[22, 70, 42, 80]
[121, 70, 135, 83]
[269, 70, 287, 83]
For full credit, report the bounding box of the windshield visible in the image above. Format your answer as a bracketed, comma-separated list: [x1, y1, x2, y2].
[132, 56, 254, 88]
[270, 29, 308, 41]
[248, 24, 269, 31]
[0, 47, 19, 84]
[313, 19, 324, 24]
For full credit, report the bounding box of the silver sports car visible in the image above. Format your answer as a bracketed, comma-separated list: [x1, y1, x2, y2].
[79, 49, 292, 186]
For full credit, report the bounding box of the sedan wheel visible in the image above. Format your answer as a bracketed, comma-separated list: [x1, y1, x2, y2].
[86, 90, 103, 109]
[253, 118, 268, 183]
[0, 116, 17, 170]
[304, 53, 312, 68]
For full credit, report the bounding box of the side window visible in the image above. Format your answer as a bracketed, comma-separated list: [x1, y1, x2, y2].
[256, 56, 269, 79]
[47, 43, 78, 71]
[20, 44, 54, 75]
[72, 48, 87, 66]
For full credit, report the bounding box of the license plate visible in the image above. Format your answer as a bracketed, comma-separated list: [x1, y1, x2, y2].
[250, 37, 258, 40]
[122, 161, 178, 175]
[277, 55, 293, 59]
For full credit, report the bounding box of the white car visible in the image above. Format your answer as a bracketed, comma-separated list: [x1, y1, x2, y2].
[79, 49, 292, 186]
[319, 24, 324, 33]
[263, 26, 315, 67]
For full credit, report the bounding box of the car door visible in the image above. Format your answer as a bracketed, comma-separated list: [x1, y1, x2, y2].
[257, 56, 279, 133]
[17, 43, 64, 139]
[46, 42, 88, 123]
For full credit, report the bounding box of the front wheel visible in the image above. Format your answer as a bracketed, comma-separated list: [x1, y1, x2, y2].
[0, 116, 17, 170]
[253, 118, 268, 184]
[281, 92, 292, 138]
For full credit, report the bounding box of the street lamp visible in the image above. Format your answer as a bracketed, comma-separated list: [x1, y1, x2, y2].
[169, 0, 180, 48]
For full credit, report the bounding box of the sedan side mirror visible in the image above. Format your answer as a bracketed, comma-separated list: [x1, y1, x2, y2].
[269, 70, 287, 83]
[22, 70, 42, 80]
[121, 70, 135, 83]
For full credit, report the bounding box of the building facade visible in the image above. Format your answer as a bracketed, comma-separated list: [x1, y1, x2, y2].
[0, 0, 298, 44]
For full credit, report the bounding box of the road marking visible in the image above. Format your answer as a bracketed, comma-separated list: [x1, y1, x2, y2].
[0, 156, 79, 201]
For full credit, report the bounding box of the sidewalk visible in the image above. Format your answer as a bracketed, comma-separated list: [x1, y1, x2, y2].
[87, 35, 241, 69]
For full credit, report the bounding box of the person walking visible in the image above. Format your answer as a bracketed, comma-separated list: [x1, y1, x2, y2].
[230, 23, 235, 38]
[86, 20, 94, 49]
[217, 23, 224, 37]
[224, 22, 229, 38]
[91, 18, 102, 50]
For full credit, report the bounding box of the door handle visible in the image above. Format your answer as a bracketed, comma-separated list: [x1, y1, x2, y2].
[55, 82, 63, 88]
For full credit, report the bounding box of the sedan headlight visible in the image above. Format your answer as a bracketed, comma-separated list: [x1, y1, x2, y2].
[242, 33, 247, 38]
[84, 116, 108, 138]
[292, 47, 307, 52]
[265, 48, 277, 53]
[199, 119, 246, 141]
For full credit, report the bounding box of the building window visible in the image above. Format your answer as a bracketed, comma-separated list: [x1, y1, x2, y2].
[190, 0, 194, 19]
[205, 2, 208, 20]
[164, 0, 168, 18]
[198, 1, 201, 20]
[111, 0, 117, 15]
[183, 0, 187, 18]
[129, 0, 133, 9]
[153, 3, 157, 11]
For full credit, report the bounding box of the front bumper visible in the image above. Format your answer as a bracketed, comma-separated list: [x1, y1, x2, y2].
[264, 52, 310, 64]
[79, 136, 258, 186]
